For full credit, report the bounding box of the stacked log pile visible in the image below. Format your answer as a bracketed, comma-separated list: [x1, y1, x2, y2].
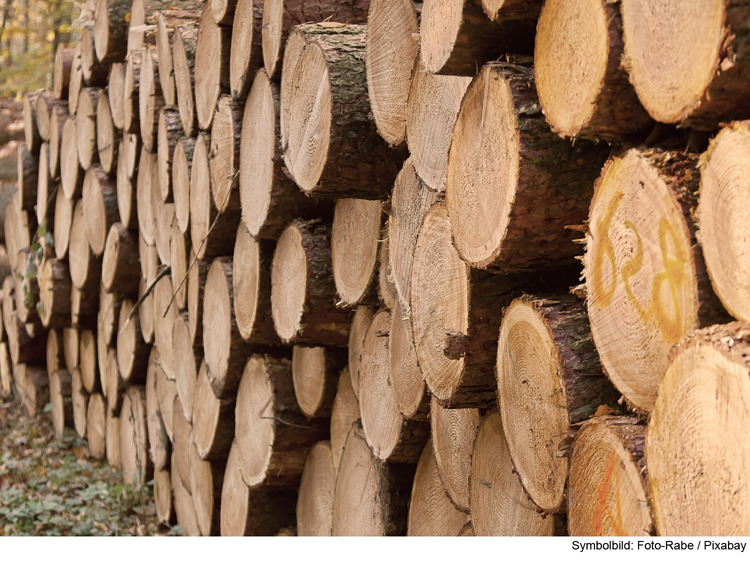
[3, 0, 750, 537]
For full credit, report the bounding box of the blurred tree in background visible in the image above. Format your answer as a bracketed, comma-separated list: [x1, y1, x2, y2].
[0, 0, 80, 97]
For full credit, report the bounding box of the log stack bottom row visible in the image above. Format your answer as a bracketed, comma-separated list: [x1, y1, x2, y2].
[3, 0, 750, 537]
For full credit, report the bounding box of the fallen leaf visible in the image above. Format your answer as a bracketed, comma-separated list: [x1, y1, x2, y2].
[73, 447, 85, 459]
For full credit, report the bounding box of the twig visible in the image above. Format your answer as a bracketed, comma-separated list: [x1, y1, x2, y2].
[117, 265, 172, 337]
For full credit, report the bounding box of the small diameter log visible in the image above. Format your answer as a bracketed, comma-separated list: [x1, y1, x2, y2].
[156, 200, 175, 265]
[194, 3, 231, 131]
[535, 0, 650, 141]
[71, 285, 98, 329]
[155, 13, 175, 106]
[120, 386, 152, 485]
[0, 345, 11, 399]
[228, 0, 262, 100]
[108, 63, 126, 130]
[117, 134, 139, 229]
[568, 416, 652, 536]
[209, 95, 242, 214]
[445, 64, 609, 272]
[332, 421, 414, 535]
[106, 411, 121, 469]
[54, 45, 74, 99]
[470, 411, 555, 536]
[378, 226, 398, 310]
[36, 92, 67, 143]
[136, 146, 158, 244]
[173, 25, 199, 137]
[187, 255, 210, 345]
[261, 0, 369, 78]
[105, 347, 125, 416]
[154, 469, 174, 525]
[389, 301, 428, 420]
[76, 87, 101, 170]
[271, 219, 351, 345]
[96, 92, 118, 174]
[282, 25, 405, 198]
[583, 148, 728, 412]
[153, 275, 179, 380]
[62, 327, 79, 372]
[419, 0, 536, 75]
[35, 148, 53, 227]
[157, 360, 178, 441]
[431, 397, 480, 513]
[497, 295, 618, 512]
[71, 367, 89, 437]
[239, 69, 315, 240]
[157, 107, 182, 203]
[189, 441, 225, 536]
[193, 359, 234, 460]
[117, 298, 149, 383]
[235, 354, 327, 487]
[49, 104, 70, 179]
[297, 441, 336, 536]
[406, 64, 471, 191]
[146, 347, 170, 470]
[233, 224, 278, 344]
[80, 329, 99, 393]
[15, 365, 49, 418]
[172, 137, 196, 234]
[190, 133, 240, 258]
[102, 223, 139, 296]
[138, 277, 154, 344]
[213, 0, 236, 25]
[82, 166, 118, 256]
[38, 258, 72, 328]
[17, 142, 39, 211]
[173, 315, 202, 422]
[621, 0, 750, 129]
[331, 199, 382, 307]
[172, 452, 201, 536]
[408, 439, 470, 536]
[22, 93, 42, 154]
[80, 28, 108, 86]
[169, 224, 189, 310]
[330, 367, 360, 475]
[219, 442, 297, 536]
[53, 190, 73, 261]
[647, 322, 750, 535]
[291, 346, 346, 420]
[365, 0, 420, 147]
[172, 395, 193, 492]
[68, 44, 83, 115]
[360, 309, 429, 463]
[86, 392, 107, 459]
[48, 368, 73, 439]
[348, 305, 374, 399]
[122, 50, 141, 135]
[68, 200, 101, 292]
[99, 288, 122, 345]
[139, 46, 164, 153]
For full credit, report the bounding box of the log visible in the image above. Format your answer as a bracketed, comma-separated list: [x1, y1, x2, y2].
[0, 344, 11, 399]
[271, 219, 351, 344]
[128, 0, 170, 53]
[419, 0, 536, 75]
[621, 0, 750, 129]
[54, 45, 75, 100]
[156, 358, 178, 441]
[497, 295, 618, 512]
[22, 93, 42, 155]
[239, 70, 318, 240]
[35, 92, 66, 143]
[60, 118, 83, 199]
[48, 104, 69, 179]
[445, 63, 609, 272]
[430, 396, 479, 513]
[347, 305, 375, 401]
[470, 411, 555, 536]
[62, 327, 78, 372]
[106, 410, 121, 469]
[157, 201, 175, 266]
[16, 142, 38, 211]
[583, 148, 728, 412]
[80, 27, 109, 86]
[172, 394, 193, 492]
[117, 298, 149, 383]
[139, 46, 164, 153]
[235, 354, 327, 487]
[68, 44, 83, 115]
[535, 0, 651, 141]
[647, 321, 750, 535]
[138, 277, 154, 344]
[194, 3, 231, 131]
[291, 346, 346, 420]
[123, 50, 142, 135]
[209, 95, 242, 214]
[261, 0, 370, 78]
[157, 107, 182, 203]
[99, 288, 121, 345]
[53, 191, 73, 261]
[38, 258, 72, 328]
[71, 284, 98, 329]
[568, 416, 652, 536]
[136, 145, 158, 244]
[154, 469, 174, 525]
[330, 366, 359, 475]
[173, 24, 199, 137]
[48, 368, 73, 439]
[108, 63, 126, 130]
[193, 359, 234, 460]
[95, 92, 118, 175]
[172, 137, 195, 234]
[219, 442, 297, 536]
[332, 421, 413, 535]
[86, 392, 107, 458]
[213, 0, 237, 25]
[120, 386, 151, 485]
[82, 166, 118, 257]
[14, 250, 40, 328]
[76, 87, 101, 171]
[408, 438, 469, 536]
[6, 302, 45, 366]
[378, 226, 397, 310]
[172, 315, 201, 422]
[15, 364, 49, 418]
[389, 300, 428, 420]
[228, 0, 263, 100]
[172, 451, 201, 536]
[331, 199, 381, 306]
[187, 255, 210, 345]
[105, 346, 124, 416]
[282, 24, 405, 198]
[146, 347, 170, 470]
[189, 441, 225, 536]
[102, 222, 139, 296]
[116, 136, 139, 231]
[35, 147, 53, 227]
[169, 223, 189, 310]
[359, 309, 429, 463]
[71, 367, 89, 437]
[79, 329, 99, 393]
[156, 14, 175, 106]
[296, 441, 336, 536]
[153, 275, 179, 380]
[278, 28, 307, 153]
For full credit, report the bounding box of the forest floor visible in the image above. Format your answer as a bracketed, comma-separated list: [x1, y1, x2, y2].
[0, 395, 177, 536]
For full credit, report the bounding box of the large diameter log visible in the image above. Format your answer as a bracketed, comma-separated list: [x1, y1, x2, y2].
[171, 452, 201, 535]
[38, 258, 72, 328]
[408, 439, 469, 536]
[154, 469, 174, 526]
[297, 441, 336, 536]
[271, 219, 351, 345]
[406, 64, 471, 191]
[420, 0, 536, 75]
[53, 189, 73, 260]
[194, 3, 231, 131]
[497, 295, 618, 512]
[106, 411, 121, 469]
[17, 143, 39, 211]
[146, 347, 170, 470]
[22, 93, 42, 155]
[331, 199, 381, 307]
[583, 148, 728, 412]
[157, 107, 182, 203]
[48, 368, 73, 439]
[568, 416, 652, 536]
[15, 364, 49, 417]
[68, 200, 101, 292]
[389, 301, 428, 420]
[347, 305, 374, 399]
[621, 0, 750, 129]
[95, 92, 118, 175]
[117, 298, 149, 383]
[193, 359, 234, 460]
[228, 0, 263, 101]
[82, 166, 118, 256]
[698, 122, 750, 322]
[360, 310, 429, 463]
[239, 69, 316, 240]
[535, 0, 650, 142]
[332, 421, 413, 536]
[235, 354, 327, 487]
[445, 64, 609, 272]
[120, 386, 152, 485]
[261, 0, 370, 78]
[173, 25, 199, 137]
[189, 441, 225, 536]
[282, 25, 405, 198]
[647, 322, 750, 535]
[79, 329, 99, 393]
[108, 64, 126, 130]
[54, 45, 74, 100]
[86, 392, 107, 458]
[470, 411, 555, 536]
[76, 87, 101, 170]
[329, 367, 359, 475]
[71, 367, 89, 437]
[173, 137, 196, 234]
[102, 223, 139, 296]
[49, 105, 70, 180]
[291, 345, 346, 420]
[173, 315, 202, 422]
[219, 442, 297, 536]
[209, 95, 242, 214]
[365, 0, 420, 147]
[139, 47, 164, 153]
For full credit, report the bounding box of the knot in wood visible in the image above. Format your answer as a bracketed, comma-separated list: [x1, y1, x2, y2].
[442, 329, 468, 360]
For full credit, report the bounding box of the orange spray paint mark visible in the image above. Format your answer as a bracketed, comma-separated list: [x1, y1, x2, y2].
[591, 453, 627, 536]
[590, 191, 624, 309]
